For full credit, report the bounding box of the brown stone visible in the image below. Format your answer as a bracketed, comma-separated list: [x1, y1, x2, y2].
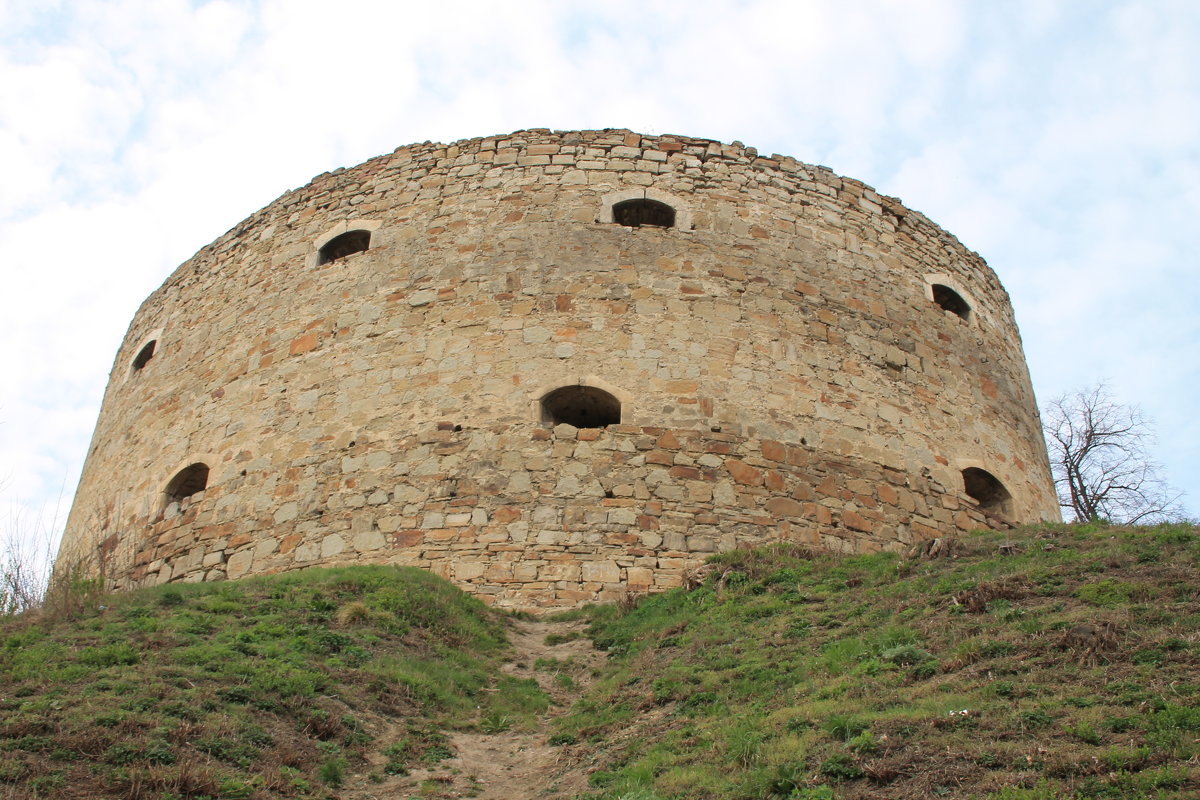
[725, 459, 764, 486]
[656, 430, 681, 450]
[766, 497, 805, 517]
[843, 510, 871, 532]
[646, 450, 674, 466]
[492, 506, 522, 523]
[289, 332, 319, 355]
[807, 504, 833, 524]
[393, 530, 424, 547]
[761, 440, 787, 462]
[669, 465, 702, 481]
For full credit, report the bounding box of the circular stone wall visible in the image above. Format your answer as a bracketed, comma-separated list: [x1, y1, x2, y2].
[59, 129, 1059, 607]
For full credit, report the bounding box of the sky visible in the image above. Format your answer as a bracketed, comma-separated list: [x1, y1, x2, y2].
[2, 0, 1197, 559]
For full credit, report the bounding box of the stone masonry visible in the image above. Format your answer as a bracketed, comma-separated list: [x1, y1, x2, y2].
[58, 129, 1059, 608]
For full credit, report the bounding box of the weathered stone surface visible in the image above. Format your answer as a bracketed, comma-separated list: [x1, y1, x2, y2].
[765, 497, 805, 517]
[353, 530, 385, 552]
[726, 459, 764, 487]
[581, 561, 621, 583]
[320, 534, 345, 558]
[273, 502, 299, 524]
[226, 550, 253, 579]
[58, 129, 1057, 610]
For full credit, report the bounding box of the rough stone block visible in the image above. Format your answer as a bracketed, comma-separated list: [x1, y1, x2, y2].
[581, 561, 620, 583]
[726, 459, 764, 486]
[353, 530, 385, 552]
[226, 549, 254, 579]
[766, 497, 805, 517]
[321, 534, 346, 558]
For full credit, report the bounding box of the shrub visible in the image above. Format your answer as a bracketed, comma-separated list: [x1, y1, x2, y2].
[760, 762, 810, 799]
[881, 644, 932, 665]
[1105, 716, 1138, 733]
[819, 753, 864, 781]
[847, 731, 878, 755]
[318, 756, 346, 786]
[981, 640, 1016, 658]
[1066, 722, 1101, 745]
[157, 589, 184, 607]
[1018, 710, 1053, 731]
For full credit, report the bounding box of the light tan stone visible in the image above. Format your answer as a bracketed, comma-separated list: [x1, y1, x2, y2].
[582, 561, 621, 583]
[226, 550, 253, 579]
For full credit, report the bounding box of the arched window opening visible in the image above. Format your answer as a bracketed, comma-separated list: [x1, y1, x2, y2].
[131, 340, 157, 372]
[932, 284, 971, 320]
[165, 463, 210, 505]
[318, 230, 371, 265]
[541, 386, 621, 429]
[962, 467, 1011, 515]
[612, 198, 676, 229]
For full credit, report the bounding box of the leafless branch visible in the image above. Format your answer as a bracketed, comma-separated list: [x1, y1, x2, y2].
[1043, 383, 1185, 524]
[1, 499, 62, 616]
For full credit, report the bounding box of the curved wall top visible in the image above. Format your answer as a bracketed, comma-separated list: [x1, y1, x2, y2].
[60, 129, 1058, 607]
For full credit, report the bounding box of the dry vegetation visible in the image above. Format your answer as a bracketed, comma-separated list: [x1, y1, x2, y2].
[555, 522, 1200, 799]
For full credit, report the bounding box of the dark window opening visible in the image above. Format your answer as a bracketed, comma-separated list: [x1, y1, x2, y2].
[318, 230, 371, 264]
[932, 284, 971, 320]
[962, 467, 1011, 515]
[541, 386, 621, 429]
[165, 463, 210, 505]
[132, 340, 157, 372]
[613, 198, 676, 228]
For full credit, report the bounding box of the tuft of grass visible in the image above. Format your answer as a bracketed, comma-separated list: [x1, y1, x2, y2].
[822, 714, 867, 742]
[334, 600, 371, 625]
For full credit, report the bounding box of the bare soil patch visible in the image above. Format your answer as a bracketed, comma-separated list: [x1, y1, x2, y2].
[345, 617, 604, 799]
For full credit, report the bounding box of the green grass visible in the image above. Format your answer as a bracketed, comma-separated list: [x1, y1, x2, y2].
[3, 523, 1197, 800]
[557, 523, 1200, 799]
[0, 565, 532, 799]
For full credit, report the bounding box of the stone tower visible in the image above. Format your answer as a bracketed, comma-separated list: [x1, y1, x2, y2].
[58, 129, 1058, 607]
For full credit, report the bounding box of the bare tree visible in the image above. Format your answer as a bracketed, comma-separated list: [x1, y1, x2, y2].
[1, 505, 59, 615]
[0, 470, 64, 615]
[1043, 384, 1184, 524]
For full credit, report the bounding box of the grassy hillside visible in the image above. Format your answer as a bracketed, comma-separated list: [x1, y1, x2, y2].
[556, 522, 1200, 799]
[0, 566, 548, 799]
[2, 522, 1197, 800]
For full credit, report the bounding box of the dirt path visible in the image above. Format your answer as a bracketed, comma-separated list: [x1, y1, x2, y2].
[345, 618, 604, 800]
